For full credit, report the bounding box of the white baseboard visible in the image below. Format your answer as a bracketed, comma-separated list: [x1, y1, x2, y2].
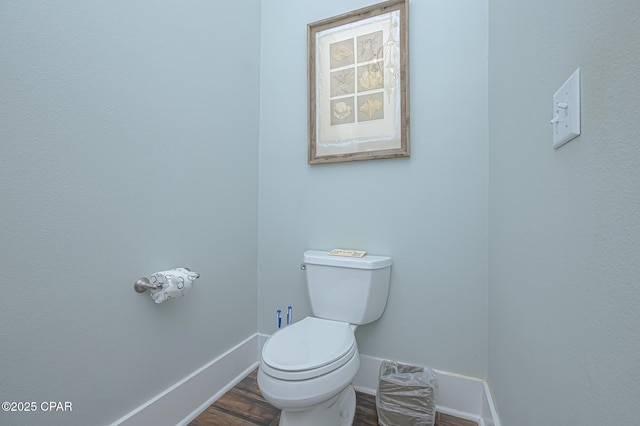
[111, 335, 500, 426]
[482, 380, 501, 426]
[353, 354, 501, 426]
[110, 334, 259, 426]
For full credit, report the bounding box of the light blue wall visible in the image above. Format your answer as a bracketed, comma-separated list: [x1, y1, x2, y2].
[0, 1, 260, 425]
[488, 0, 640, 424]
[7, 1, 637, 425]
[258, 0, 489, 378]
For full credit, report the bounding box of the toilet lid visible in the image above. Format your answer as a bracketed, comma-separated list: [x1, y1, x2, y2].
[262, 317, 355, 373]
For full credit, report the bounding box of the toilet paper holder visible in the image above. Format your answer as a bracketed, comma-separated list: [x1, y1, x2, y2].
[134, 277, 161, 293]
[134, 268, 200, 293]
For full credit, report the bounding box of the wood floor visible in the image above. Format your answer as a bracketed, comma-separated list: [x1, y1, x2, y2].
[190, 369, 477, 426]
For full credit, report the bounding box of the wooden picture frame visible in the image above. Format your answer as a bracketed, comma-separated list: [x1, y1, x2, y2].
[308, 0, 409, 164]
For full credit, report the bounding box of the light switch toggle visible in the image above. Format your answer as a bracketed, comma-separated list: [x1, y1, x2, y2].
[550, 102, 568, 124]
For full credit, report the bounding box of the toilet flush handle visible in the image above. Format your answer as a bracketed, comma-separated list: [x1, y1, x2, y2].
[300, 264, 306, 270]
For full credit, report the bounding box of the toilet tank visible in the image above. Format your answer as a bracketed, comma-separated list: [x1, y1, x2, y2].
[303, 250, 392, 325]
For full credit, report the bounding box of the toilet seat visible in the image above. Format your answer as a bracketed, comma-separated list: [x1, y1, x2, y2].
[261, 317, 356, 380]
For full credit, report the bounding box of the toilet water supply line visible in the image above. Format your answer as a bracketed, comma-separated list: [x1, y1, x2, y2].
[276, 306, 293, 329]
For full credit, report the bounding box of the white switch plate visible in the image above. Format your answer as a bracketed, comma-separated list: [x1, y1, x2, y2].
[551, 68, 581, 149]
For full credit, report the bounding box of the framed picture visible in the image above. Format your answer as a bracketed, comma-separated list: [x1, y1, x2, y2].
[308, 0, 409, 164]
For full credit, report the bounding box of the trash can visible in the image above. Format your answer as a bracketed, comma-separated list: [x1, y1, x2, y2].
[376, 360, 438, 426]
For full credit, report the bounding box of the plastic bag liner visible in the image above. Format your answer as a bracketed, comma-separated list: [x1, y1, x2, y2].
[376, 360, 438, 426]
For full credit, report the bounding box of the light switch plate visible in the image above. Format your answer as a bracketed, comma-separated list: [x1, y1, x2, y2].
[551, 68, 581, 149]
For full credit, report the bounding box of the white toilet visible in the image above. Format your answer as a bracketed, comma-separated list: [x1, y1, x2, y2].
[258, 250, 392, 426]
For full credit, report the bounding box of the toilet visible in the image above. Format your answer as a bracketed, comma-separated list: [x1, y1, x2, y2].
[258, 250, 392, 426]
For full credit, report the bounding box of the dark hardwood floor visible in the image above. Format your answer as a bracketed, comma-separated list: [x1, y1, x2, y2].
[190, 369, 477, 426]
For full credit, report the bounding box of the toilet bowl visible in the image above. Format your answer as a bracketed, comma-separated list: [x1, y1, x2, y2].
[257, 317, 361, 425]
[257, 250, 392, 426]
